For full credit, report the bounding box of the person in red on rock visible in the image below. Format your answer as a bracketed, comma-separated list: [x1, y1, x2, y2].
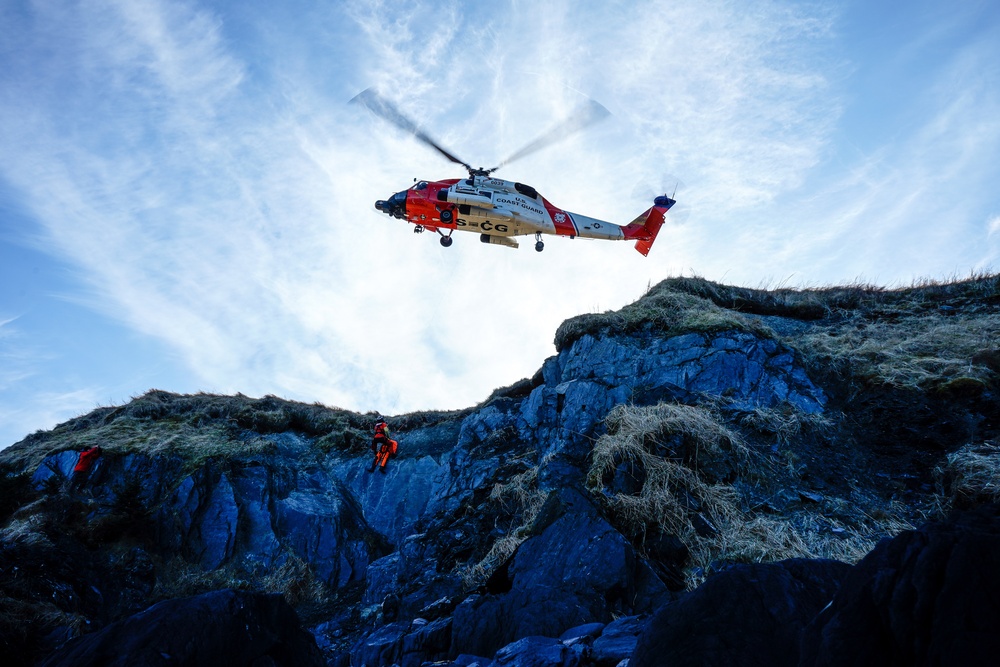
[70, 445, 102, 493]
[368, 417, 398, 474]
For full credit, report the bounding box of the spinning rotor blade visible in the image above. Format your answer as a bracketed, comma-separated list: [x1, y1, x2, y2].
[631, 173, 686, 203]
[632, 173, 691, 224]
[351, 88, 473, 172]
[488, 99, 611, 173]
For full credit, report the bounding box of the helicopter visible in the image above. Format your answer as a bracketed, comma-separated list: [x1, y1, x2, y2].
[352, 88, 676, 255]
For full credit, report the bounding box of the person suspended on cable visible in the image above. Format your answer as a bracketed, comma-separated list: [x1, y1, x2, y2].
[368, 416, 398, 473]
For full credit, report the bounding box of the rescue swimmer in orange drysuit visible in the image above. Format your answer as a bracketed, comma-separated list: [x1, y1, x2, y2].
[368, 417, 398, 473]
[70, 445, 102, 494]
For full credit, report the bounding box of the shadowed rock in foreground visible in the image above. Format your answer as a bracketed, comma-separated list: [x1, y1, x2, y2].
[631, 504, 1000, 667]
[39, 589, 324, 667]
[632, 559, 850, 667]
[800, 503, 1000, 666]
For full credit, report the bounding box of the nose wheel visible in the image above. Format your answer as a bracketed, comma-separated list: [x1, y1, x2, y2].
[440, 236, 453, 248]
[534, 232, 544, 252]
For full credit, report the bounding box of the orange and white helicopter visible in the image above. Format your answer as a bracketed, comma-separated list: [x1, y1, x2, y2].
[353, 89, 675, 255]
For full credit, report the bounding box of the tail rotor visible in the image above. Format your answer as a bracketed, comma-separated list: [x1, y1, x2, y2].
[632, 173, 691, 225]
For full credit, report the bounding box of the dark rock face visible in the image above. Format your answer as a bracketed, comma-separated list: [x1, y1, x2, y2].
[591, 615, 649, 666]
[492, 636, 577, 667]
[520, 331, 826, 461]
[800, 504, 1000, 666]
[350, 617, 452, 667]
[555, 332, 826, 414]
[632, 559, 851, 667]
[39, 589, 324, 667]
[32, 450, 389, 589]
[451, 490, 670, 658]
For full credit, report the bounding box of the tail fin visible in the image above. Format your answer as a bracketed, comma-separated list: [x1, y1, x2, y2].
[622, 195, 675, 256]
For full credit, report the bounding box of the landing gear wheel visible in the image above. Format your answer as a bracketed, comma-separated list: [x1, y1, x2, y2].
[440, 209, 453, 223]
[535, 241, 544, 252]
[440, 236, 453, 248]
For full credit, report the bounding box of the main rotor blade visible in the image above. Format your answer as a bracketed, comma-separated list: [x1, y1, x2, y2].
[488, 99, 610, 173]
[351, 88, 472, 171]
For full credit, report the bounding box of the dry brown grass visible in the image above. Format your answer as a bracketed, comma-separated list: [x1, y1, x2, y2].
[152, 552, 329, 607]
[0, 514, 54, 551]
[587, 402, 907, 588]
[737, 403, 834, 446]
[0, 391, 381, 472]
[554, 289, 773, 352]
[653, 272, 1000, 319]
[0, 592, 87, 653]
[259, 555, 329, 606]
[588, 403, 749, 564]
[489, 463, 547, 524]
[934, 442, 1000, 510]
[796, 313, 1000, 391]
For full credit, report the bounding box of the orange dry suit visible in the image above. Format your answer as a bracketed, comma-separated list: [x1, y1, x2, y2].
[371, 421, 398, 472]
[74, 446, 102, 473]
[71, 445, 102, 492]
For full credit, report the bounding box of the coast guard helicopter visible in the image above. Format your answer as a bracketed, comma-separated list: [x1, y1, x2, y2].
[353, 89, 675, 255]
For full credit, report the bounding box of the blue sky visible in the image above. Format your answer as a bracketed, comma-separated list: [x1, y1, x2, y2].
[2, 0, 999, 449]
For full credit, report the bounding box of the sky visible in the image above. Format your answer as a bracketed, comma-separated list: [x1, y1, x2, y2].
[2, 0, 1000, 449]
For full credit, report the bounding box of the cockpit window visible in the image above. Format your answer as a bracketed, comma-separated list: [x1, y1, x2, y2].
[413, 181, 428, 190]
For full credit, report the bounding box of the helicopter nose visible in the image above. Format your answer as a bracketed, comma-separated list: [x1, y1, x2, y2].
[375, 200, 387, 211]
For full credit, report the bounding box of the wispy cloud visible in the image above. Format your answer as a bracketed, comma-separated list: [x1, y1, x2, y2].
[0, 0, 846, 413]
[0, 316, 40, 392]
[727, 20, 1000, 286]
[0, 315, 93, 447]
[16, 0, 996, 422]
[0, 387, 104, 449]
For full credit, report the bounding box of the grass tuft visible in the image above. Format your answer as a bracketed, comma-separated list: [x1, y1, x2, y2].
[795, 312, 1000, 391]
[554, 288, 773, 352]
[0, 391, 389, 472]
[934, 442, 1000, 510]
[587, 402, 906, 588]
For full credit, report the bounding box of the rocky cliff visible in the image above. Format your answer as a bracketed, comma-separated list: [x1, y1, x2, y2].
[2, 275, 999, 666]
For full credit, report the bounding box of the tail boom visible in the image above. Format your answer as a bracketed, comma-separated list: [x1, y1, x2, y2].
[557, 195, 676, 255]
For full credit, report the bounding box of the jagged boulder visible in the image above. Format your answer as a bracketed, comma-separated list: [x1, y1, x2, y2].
[631, 559, 850, 667]
[590, 615, 648, 667]
[799, 504, 1000, 666]
[451, 489, 670, 658]
[39, 589, 324, 667]
[492, 636, 580, 667]
[350, 617, 452, 667]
